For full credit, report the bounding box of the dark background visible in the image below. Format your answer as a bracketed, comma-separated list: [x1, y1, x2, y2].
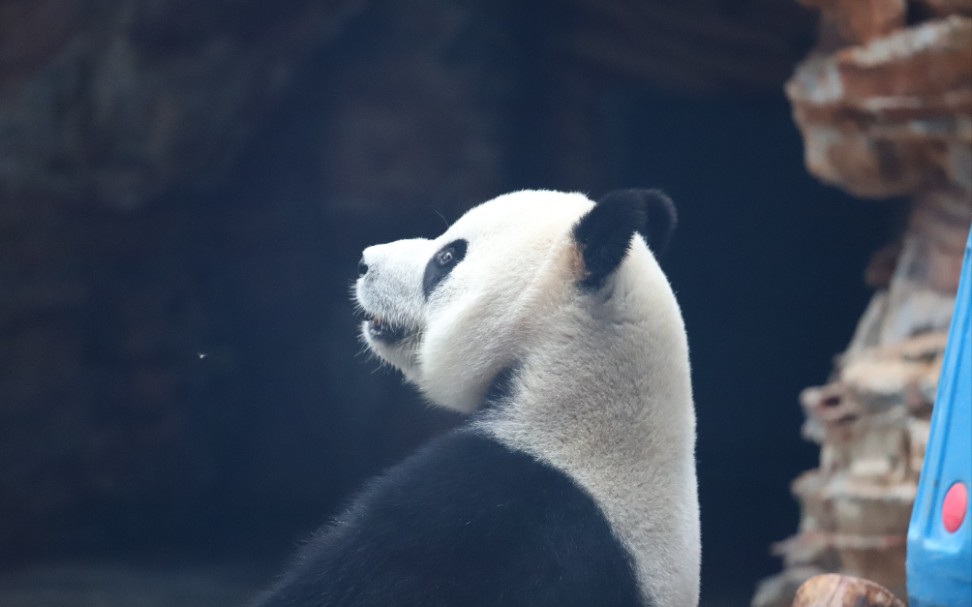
[0, 1, 903, 604]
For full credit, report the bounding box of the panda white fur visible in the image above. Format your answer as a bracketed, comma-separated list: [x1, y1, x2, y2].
[252, 189, 700, 607]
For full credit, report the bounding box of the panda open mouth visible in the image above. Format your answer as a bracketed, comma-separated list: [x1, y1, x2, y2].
[364, 314, 416, 343]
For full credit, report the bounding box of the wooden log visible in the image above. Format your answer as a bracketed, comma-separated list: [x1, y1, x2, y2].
[792, 573, 905, 607]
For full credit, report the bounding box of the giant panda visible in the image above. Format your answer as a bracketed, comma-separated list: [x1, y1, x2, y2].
[251, 189, 700, 607]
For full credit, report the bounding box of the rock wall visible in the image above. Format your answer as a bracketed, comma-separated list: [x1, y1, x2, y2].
[0, 0, 366, 558]
[754, 1, 972, 604]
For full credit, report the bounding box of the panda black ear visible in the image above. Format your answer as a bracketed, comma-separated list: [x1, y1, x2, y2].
[572, 189, 676, 290]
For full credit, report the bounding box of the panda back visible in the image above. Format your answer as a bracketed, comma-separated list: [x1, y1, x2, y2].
[252, 430, 644, 607]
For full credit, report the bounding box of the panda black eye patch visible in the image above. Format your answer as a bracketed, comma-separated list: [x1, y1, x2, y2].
[423, 239, 467, 298]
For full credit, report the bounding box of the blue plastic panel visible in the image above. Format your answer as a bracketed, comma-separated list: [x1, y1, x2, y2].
[907, 229, 972, 607]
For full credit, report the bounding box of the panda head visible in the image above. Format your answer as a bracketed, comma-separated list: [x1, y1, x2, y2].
[354, 189, 677, 413]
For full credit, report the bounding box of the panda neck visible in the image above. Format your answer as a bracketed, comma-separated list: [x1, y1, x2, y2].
[478, 312, 695, 474]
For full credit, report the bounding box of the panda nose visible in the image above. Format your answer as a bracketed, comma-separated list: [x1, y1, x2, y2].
[358, 258, 369, 277]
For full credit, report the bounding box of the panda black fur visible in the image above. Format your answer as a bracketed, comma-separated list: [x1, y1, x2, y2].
[251, 189, 700, 607]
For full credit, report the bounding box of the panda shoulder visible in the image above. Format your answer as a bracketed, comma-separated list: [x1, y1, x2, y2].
[254, 430, 643, 606]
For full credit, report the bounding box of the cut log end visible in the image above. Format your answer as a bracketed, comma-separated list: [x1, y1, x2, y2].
[792, 573, 906, 607]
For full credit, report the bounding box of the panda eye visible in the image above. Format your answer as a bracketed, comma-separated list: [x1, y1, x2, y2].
[435, 248, 455, 266]
[423, 239, 467, 299]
